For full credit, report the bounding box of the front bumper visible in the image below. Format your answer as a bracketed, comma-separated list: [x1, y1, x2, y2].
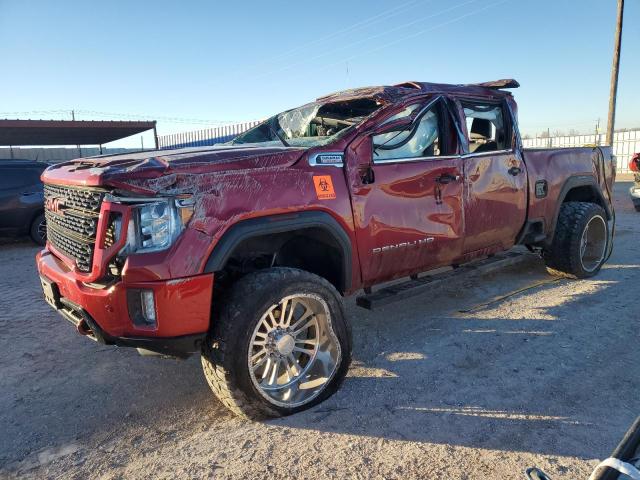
[630, 185, 640, 201]
[36, 248, 214, 357]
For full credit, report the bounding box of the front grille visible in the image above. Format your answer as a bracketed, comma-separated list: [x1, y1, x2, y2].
[44, 184, 107, 272]
[44, 184, 104, 213]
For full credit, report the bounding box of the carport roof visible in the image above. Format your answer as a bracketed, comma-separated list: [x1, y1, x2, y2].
[0, 119, 156, 146]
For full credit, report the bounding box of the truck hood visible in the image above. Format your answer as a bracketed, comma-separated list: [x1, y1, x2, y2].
[43, 144, 307, 193]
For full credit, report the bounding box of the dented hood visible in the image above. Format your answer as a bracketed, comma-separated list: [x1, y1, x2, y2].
[43, 144, 307, 193]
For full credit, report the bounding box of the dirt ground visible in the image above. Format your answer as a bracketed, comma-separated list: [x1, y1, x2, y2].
[1, 180, 638, 480]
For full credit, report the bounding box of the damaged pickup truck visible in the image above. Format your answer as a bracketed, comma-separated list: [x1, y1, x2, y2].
[37, 79, 615, 418]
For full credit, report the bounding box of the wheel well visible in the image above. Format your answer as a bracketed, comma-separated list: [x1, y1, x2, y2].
[545, 181, 611, 248]
[215, 227, 347, 294]
[562, 185, 607, 212]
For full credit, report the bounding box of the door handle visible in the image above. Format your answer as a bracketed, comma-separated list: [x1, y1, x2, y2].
[435, 173, 460, 185]
[508, 166, 522, 176]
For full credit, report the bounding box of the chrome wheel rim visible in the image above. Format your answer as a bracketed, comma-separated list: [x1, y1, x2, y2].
[580, 215, 607, 272]
[37, 219, 47, 241]
[248, 294, 341, 408]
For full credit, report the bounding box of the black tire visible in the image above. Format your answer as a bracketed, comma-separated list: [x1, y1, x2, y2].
[634, 203, 640, 213]
[30, 213, 46, 246]
[201, 267, 352, 419]
[543, 202, 608, 279]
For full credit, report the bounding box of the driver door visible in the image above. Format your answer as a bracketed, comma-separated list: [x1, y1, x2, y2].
[346, 97, 465, 285]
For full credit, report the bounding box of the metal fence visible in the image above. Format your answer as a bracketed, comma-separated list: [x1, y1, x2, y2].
[522, 129, 640, 173]
[157, 121, 260, 149]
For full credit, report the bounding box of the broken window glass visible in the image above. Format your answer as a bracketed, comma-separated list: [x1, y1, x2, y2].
[231, 98, 382, 148]
[379, 102, 422, 127]
[373, 106, 441, 162]
[462, 102, 510, 152]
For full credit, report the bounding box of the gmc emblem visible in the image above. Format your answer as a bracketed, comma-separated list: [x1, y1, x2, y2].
[45, 197, 66, 215]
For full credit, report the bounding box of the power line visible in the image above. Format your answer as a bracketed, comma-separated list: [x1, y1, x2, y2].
[264, 0, 509, 86]
[253, 0, 480, 81]
[250, 0, 426, 66]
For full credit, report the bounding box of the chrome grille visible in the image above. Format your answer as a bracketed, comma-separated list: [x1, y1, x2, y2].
[44, 184, 107, 272]
[47, 227, 94, 272]
[44, 184, 105, 214]
[45, 209, 97, 238]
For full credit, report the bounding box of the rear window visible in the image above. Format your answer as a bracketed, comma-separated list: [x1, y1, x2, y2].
[461, 101, 512, 153]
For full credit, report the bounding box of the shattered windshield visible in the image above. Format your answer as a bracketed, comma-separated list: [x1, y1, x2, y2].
[231, 98, 382, 147]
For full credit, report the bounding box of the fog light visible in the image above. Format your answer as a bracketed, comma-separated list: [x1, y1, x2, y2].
[141, 290, 156, 324]
[127, 289, 157, 328]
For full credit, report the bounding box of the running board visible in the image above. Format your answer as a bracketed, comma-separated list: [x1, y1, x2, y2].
[355, 251, 530, 310]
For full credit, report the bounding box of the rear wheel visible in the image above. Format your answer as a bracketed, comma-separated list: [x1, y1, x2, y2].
[201, 267, 351, 419]
[544, 202, 608, 278]
[30, 213, 46, 246]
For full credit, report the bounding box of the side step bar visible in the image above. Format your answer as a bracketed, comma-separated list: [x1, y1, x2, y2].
[355, 251, 531, 310]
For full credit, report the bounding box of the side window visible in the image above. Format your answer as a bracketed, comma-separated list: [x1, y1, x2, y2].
[0, 170, 23, 190]
[0, 168, 42, 191]
[0, 169, 8, 190]
[373, 103, 442, 162]
[462, 102, 511, 153]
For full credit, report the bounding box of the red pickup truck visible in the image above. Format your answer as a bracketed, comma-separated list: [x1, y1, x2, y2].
[37, 79, 615, 418]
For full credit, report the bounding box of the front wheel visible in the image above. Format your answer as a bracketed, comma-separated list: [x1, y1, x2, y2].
[543, 202, 609, 278]
[201, 268, 351, 419]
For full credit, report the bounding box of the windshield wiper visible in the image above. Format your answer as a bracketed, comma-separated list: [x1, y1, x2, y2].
[267, 119, 290, 147]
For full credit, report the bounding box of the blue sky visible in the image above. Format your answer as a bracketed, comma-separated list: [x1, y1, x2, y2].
[0, 0, 638, 147]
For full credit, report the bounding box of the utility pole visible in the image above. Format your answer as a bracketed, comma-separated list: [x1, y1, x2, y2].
[606, 0, 624, 146]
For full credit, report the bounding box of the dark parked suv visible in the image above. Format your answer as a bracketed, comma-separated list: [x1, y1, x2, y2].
[0, 159, 48, 245]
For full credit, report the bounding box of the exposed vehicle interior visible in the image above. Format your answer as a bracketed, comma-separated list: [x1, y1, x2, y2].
[462, 102, 511, 153]
[372, 99, 459, 161]
[232, 98, 382, 147]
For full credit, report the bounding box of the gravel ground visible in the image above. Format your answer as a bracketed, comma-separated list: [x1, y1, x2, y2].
[0, 180, 638, 480]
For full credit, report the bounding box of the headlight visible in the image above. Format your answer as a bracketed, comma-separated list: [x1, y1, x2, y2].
[124, 198, 191, 254]
[139, 201, 178, 251]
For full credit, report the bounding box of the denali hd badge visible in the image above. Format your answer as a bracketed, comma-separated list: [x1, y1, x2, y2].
[309, 152, 344, 167]
[317, 154, 343, 164]
[373, 237, 434, 254]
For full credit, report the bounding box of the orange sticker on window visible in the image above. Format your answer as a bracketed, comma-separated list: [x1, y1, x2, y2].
[313, 175, 336, 200]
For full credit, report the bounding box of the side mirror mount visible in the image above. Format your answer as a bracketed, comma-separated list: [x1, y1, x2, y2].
[360, 164, 375, 185]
